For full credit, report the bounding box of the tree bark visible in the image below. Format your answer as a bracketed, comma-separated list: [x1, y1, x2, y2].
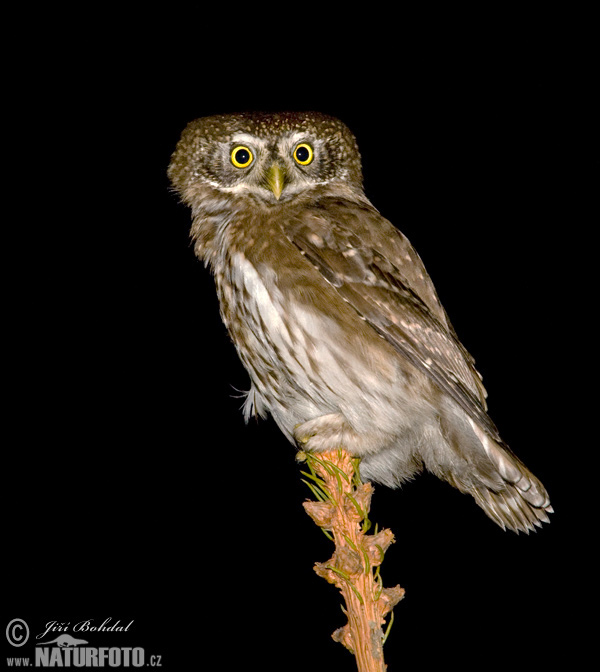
[299, 449, 404, 672]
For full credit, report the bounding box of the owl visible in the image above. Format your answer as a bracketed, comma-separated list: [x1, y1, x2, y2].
[168, 111, 551, 533]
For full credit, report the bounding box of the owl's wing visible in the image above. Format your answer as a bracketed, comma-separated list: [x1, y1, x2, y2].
[281, 197, 502, 443]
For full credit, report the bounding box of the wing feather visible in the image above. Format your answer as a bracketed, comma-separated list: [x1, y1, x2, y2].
[281, 195, 502, 442]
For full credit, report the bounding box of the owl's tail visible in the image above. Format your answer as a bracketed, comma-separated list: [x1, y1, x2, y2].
[359, 407, 552, 533]
[458, 418, 553, 533]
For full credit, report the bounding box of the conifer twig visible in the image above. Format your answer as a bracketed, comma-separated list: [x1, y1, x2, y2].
[298, 448, 404, 672]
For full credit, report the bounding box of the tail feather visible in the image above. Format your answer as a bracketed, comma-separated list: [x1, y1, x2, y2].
[473, 483, 551, 534]
[466, 419, 552, 534]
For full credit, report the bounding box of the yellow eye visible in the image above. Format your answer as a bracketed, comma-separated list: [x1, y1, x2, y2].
[231, 145, 253, 168]
[294, 143, 313, 166]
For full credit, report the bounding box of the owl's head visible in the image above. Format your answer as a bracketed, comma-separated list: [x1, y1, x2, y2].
[168, 111, 363, 205]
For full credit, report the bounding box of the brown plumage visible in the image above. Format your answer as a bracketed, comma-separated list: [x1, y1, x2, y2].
[168, 111, 552, 533]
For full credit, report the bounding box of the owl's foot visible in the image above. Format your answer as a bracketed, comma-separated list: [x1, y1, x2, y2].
[294, 413, 360, 454]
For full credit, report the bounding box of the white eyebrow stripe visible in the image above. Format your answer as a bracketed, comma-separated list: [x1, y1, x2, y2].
[230, 133, 266, 147]
[288, 131, 309, 144]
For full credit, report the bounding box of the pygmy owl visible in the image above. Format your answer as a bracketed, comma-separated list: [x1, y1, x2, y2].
[168, 111, 551, 533]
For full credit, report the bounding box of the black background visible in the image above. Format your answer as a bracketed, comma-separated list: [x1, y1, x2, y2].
[3, 9, 597, 671]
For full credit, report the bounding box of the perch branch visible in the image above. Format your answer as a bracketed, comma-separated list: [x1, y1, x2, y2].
[298, 448, 404, 672]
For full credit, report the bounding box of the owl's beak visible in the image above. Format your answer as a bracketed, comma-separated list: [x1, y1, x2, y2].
[265, 163, 286, 200]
